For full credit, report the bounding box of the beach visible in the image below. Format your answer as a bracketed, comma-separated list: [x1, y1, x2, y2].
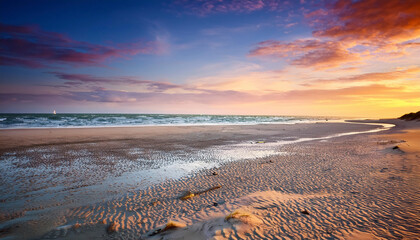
[0, 120, 419, 239]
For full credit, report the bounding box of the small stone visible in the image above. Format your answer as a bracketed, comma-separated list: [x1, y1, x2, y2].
[107, 222, 118, 234]
[73, 223, 81, 229]
[213, 202, 218, 206]
[301, 210, 310, 215]
[163, 221, 186, 231]
[180, 191, 195, 200]
[60, 228, 68, 237]
[393, 146, 399, 150]
[212, 172, 218, 175]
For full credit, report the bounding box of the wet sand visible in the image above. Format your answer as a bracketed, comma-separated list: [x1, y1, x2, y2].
[0, 120, 419, 239]
[0, 122, 381, 151]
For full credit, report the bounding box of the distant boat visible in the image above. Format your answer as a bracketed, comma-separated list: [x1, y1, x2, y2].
[53, 110, 56, 115]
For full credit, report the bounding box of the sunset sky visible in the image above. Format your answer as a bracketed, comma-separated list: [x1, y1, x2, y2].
[0, 0, 419, 117]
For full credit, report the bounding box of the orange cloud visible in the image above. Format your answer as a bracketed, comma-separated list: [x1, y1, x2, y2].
[254, 85, 414, 105]
[192, 70, 292, 93]
[2, 74, 419, 117]
[310, 0, 420, 44]
[249, 39, 360, 69]
[301, 67, 420, 87]
[250, 0, 420, 70]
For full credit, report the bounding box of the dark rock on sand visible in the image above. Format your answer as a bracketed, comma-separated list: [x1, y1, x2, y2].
[388, 176, 403, 181]
[107, 222, 118, 233]
[301, 210, 310, 215]
[181, 185, 222, 200]
[73, 223, 81, 229]
[148, 221, 186, 236]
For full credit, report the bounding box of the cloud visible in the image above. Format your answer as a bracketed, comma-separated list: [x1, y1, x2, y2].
[249, 0, 420, 70]
[201, 24, 265, 36]
[284, 22, 297, 28]
[306, 0, 420, 57]
[249, 39, 359, 69]
[3, 83, 418, 117]
[309, 0, 420, 44]
[0, 92, 70, 103]
[266, 84, 420, 104]
[2, 78, 418, 106]
[172, 0, 289, 16]
[48, 72, 180, 92]
[38, 68, 419, 105]
[0, 55, 46, 68]
[0, 23, 161, 68]
[301, 67, 420, 87]
[2, 66, 419, 116]
[64, 88, 253, 104]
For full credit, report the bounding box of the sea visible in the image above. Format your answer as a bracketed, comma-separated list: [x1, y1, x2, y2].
[0, 113, 327, 129]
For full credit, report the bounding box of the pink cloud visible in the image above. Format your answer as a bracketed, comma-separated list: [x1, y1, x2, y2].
[249, 0, 420, 70]
[0, 23, 161, 68]
[172, 0, 287, 16]
[48, 72, 180, 92]
[0, 55, 46, 68]
[249, 39, 358, 69]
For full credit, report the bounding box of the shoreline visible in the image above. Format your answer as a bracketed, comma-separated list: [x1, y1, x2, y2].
[0, 121, 388, 151]
[0, 119, 319, 130]
[1, 119, 419, 239]
[0, 117, 386, 131]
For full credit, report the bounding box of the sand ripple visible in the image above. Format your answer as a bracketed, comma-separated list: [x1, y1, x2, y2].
[36, 133, 420, 239]
[1, 124, 419, 239]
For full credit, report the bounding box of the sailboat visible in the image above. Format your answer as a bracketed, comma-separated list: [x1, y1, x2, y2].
[53, 110, 56, 115]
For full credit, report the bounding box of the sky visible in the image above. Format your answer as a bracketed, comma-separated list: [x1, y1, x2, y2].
[0, 0, 419, 118]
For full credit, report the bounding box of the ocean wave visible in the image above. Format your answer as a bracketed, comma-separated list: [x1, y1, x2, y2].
[0, 114, 331, 129]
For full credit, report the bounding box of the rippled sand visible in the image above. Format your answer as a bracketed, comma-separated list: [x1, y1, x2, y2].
[0, 121, 419, 239]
